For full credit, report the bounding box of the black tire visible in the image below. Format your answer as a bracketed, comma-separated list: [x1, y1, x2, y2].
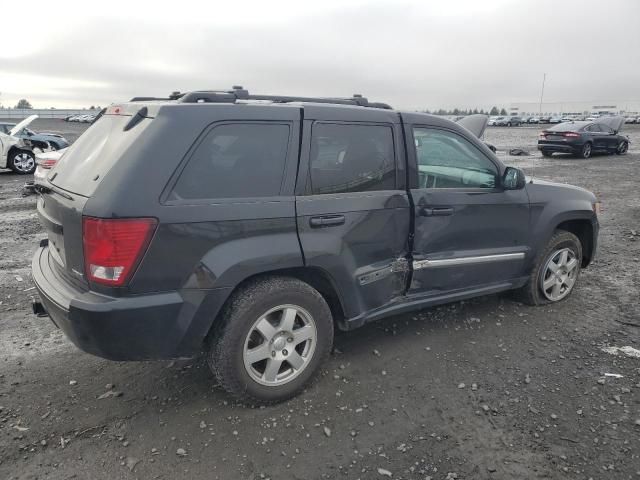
[615, 140, 628, 155]
[515, 230, 582, 306]
[579, 142, 592, 159]
[207, 276, 334, 404]
[541, 150, 553, 158]
[8, 150, 36, 174]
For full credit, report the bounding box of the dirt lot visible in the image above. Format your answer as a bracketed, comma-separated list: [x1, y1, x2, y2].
[1, 120, 639, 480]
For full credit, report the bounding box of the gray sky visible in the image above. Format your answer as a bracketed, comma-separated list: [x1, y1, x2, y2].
[1, 0, 639, 110]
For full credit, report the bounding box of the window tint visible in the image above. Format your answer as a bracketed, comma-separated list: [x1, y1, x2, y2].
[309, 123, 395, 194]
[413, 128, 497, 189]
[170, 123, 290, 200]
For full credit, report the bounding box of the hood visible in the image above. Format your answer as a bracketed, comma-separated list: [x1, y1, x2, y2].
[597, 115, 625, 133]
[525, 177, 596, 198]
[456, 114, 488, 138]
[9, 114, 38, 136]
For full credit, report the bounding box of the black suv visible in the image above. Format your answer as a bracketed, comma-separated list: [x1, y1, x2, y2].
[32, 87, 599, 403]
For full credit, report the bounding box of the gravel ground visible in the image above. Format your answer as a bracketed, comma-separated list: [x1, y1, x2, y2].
[0, 121, 639, 480]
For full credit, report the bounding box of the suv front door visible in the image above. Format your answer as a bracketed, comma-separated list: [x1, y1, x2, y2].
[295, 106, 411, 321]
[402, 115, 530, 297]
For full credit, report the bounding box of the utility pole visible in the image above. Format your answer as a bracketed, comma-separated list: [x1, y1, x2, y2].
[538, 73, 546, 115]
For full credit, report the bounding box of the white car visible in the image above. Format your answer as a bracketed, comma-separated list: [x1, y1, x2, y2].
[34, 147, 67, 186]
[0, 115, 39, 174]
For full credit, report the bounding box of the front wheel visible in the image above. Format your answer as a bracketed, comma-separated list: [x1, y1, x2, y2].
[207, 276, 334, 404]
[8, 150, 36, 174]
[615, 140, 628, 155]
[515, 230, 582, 306]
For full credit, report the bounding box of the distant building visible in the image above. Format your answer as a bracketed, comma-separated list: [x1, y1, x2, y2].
[508, 101, 640, 117]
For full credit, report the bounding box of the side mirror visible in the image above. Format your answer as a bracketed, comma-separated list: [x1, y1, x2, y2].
[502, 167, 526, 190]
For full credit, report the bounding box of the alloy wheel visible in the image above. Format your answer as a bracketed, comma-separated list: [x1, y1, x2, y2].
[539, 248, 579, 301]
[581, 143, 591, 159]
[243, 304, 317, 386]
[617, 141, 628, 154]
[13, 152, 35, 173]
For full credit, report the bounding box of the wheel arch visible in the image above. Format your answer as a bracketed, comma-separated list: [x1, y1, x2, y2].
[555, 219, 594, 267]
[204, 266, 347, 346]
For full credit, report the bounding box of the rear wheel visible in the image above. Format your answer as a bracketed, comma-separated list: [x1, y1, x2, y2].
[515, 230, 582, 306]
[541, 150, 553, 158]
[615, 140, 628, 155]
[580, 142, 592, 159]
[207, 276, 334, 404]
[8, 150, 36, 174]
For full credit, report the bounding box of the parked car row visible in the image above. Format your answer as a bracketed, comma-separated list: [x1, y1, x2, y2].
[487, 114, 640, 126]
[65, 114, 97, 123]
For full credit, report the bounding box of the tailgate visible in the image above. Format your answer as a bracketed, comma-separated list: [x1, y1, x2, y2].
[37, 189, 88, 288]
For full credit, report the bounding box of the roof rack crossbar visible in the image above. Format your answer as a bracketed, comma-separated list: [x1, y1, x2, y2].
[167, 86, 392, 109]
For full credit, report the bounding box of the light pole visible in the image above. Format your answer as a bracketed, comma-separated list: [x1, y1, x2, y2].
[538, 73, 546, 115]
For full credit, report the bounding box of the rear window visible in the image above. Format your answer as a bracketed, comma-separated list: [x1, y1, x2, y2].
[548, 122, 587, 132]
[50, 115, 146, 197]
[169, 123, 290, 201]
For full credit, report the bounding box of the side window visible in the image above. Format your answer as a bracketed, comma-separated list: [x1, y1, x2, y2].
[413, 127, 497, 189]
[309, 123, 396, 194]
[170, 123, 290, 200]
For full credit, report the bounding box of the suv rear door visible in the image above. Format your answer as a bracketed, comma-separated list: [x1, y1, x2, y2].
[295, 106, 410, 321]
[402, 113, 530, 296]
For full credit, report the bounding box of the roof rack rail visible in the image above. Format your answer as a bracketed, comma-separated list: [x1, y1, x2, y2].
[165, 86, 392, 109]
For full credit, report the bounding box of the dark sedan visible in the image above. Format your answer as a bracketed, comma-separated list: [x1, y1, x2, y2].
[0, 123, 70, 150]
[538, 117, 628, 159]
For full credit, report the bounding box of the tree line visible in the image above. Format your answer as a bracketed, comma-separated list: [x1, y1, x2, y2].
[4, 99, 101, 110]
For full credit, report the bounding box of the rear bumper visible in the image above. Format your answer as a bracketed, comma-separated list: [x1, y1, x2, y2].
[32, 246, 231, 361]
[537, 141, 581, 154]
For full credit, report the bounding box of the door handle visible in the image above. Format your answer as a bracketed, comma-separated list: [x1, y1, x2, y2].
[420, 207, 454, 217]
[309, 215, 346, 228]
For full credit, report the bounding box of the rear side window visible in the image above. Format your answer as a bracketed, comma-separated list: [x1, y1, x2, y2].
[170, 123, 290, 200]
[308, 123, 396, 195]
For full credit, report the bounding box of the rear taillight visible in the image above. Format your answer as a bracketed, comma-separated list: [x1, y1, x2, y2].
[36, 158, 58, 169]
[538, 132, 547, 140]
[82, 217, 157, 286]
[563, 132, 580, 138]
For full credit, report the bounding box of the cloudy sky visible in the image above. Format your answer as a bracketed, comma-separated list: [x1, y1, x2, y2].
[1, 0, 639, 110]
